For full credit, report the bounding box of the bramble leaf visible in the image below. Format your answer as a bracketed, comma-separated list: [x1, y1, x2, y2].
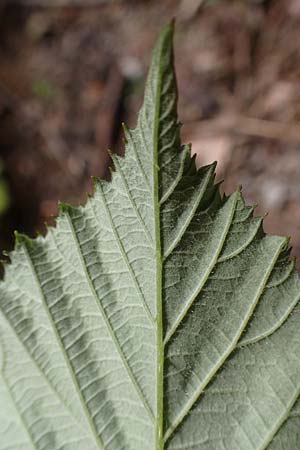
[1, 23, 300, 450]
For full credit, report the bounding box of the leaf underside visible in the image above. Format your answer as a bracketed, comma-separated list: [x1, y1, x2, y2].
[1, 24, 300, 450]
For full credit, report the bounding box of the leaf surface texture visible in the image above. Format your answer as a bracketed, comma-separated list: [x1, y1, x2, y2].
[1, 24, 300, 450]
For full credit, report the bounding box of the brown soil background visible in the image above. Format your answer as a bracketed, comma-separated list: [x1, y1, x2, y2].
[1, 0, 300, 263]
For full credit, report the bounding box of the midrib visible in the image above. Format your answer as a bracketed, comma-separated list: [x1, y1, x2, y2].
[153, 39, 165, 450]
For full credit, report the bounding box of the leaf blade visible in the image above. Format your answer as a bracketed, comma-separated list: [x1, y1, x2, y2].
[1, 23, 300, 450]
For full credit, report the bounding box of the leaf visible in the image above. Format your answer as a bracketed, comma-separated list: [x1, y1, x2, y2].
[1, 23, 300, 450]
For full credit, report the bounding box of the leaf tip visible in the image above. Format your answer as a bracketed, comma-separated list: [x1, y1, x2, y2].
[152, 20, 175, 68]
[161, 19, 175, 39]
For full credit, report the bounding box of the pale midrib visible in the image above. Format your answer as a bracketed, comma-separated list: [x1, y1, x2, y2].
[64, 210, 155, 423]
[21, 243, 106, 450]
[151, 37, 165, 450]
[164, 238, 287, 444]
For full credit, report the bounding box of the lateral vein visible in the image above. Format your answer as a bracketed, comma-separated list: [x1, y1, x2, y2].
[164, 239, 286, 443]
[67, 201, 155, 422]
[21, 242, 106, 450]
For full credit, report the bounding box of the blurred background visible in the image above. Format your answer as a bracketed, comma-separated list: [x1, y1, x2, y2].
[0, 0, 300, 263]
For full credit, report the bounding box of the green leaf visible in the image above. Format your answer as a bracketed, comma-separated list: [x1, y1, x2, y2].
[1, 23, 300, 450]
